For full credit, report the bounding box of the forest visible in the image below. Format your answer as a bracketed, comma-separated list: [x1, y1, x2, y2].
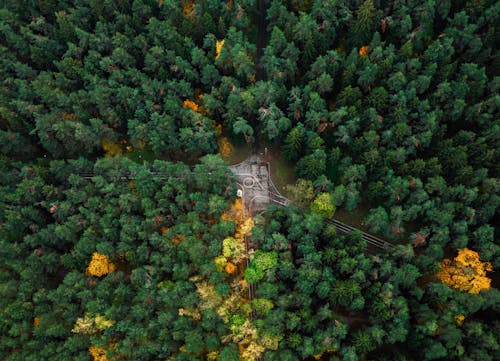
[0, 0, 499, 360]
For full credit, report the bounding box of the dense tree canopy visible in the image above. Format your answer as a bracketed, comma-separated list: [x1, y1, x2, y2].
[1, 1, 498, 360]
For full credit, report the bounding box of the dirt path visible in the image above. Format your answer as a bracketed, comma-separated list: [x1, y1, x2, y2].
[256, 0, 268, 82]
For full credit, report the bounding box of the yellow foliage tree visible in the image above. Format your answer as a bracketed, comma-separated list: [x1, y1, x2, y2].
[236, 218, 254, 239]
[196, 281, 223, 311]
[95, 314, 115, 330]
[230, 319, 258, 343]
[241, 342, 265, 361]
[72, 315, 94, 334]
[222, 237, 245, 260]
[207, 351, 219, 360]
[33, 317, 40, 327]
[220, 200, 253, 265]
[436, 248, 492, 294]
[178, 308, 201, 321]
[72, 313, 114, 335]
[89, 340, 124, 361]
[216, 291, 245, 323]
[218, 137, 233, 159]
[101, 139, 122, 157]
[455, 314, 465, 327]
[230, 320, 268, 361]
[215, 39, 225, 60]
[89, 346, 108, 361]
[221, 199, 246, 224]
[214, 255, 228, 272]
[86, 252, 117, 277]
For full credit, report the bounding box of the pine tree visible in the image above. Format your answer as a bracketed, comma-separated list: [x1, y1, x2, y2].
[348, 0, 382, 48]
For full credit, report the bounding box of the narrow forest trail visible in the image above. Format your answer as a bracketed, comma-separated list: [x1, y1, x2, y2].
[250, 0, 269, 153]
[255, 0, 268, 83]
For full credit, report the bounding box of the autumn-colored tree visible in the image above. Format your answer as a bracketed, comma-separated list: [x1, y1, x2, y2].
[172, 234, 186, 245]
[437, 248, 492, 294]
[178, 308, 201, 321]
[230, 319, 264, 361]
[215, 39, 225, 60]
[183, 0, 195, 18]
[196, 281, 223, 311]
[221, 199, 247, 226]
[359, 46, 369, 57]
[225, 262, 238, 274]
[72, 313, 114, 335]
[214, 255, 228, 272]
[101, 139, 122, 157]
[61, 112, 77, 121]
[89, 346, 108, 361]
[218, 137, 234, 159]
[86, 252, 117, 277]
[235, 217, 254, 240]
[223, 237, 245, 261]
[455, 314, 465, 327]
[182, 99, 199, 112]
[88, 343, 123, 361]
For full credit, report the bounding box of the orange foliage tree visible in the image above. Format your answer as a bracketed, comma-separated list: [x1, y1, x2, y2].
[182, 0, 195, 18]
[436, 248, 492, 294]
[225, 262, 238, 274]
[359, 45, 369, 57]
[182, 99, 199, 112]
[61, 112, 77, 121]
